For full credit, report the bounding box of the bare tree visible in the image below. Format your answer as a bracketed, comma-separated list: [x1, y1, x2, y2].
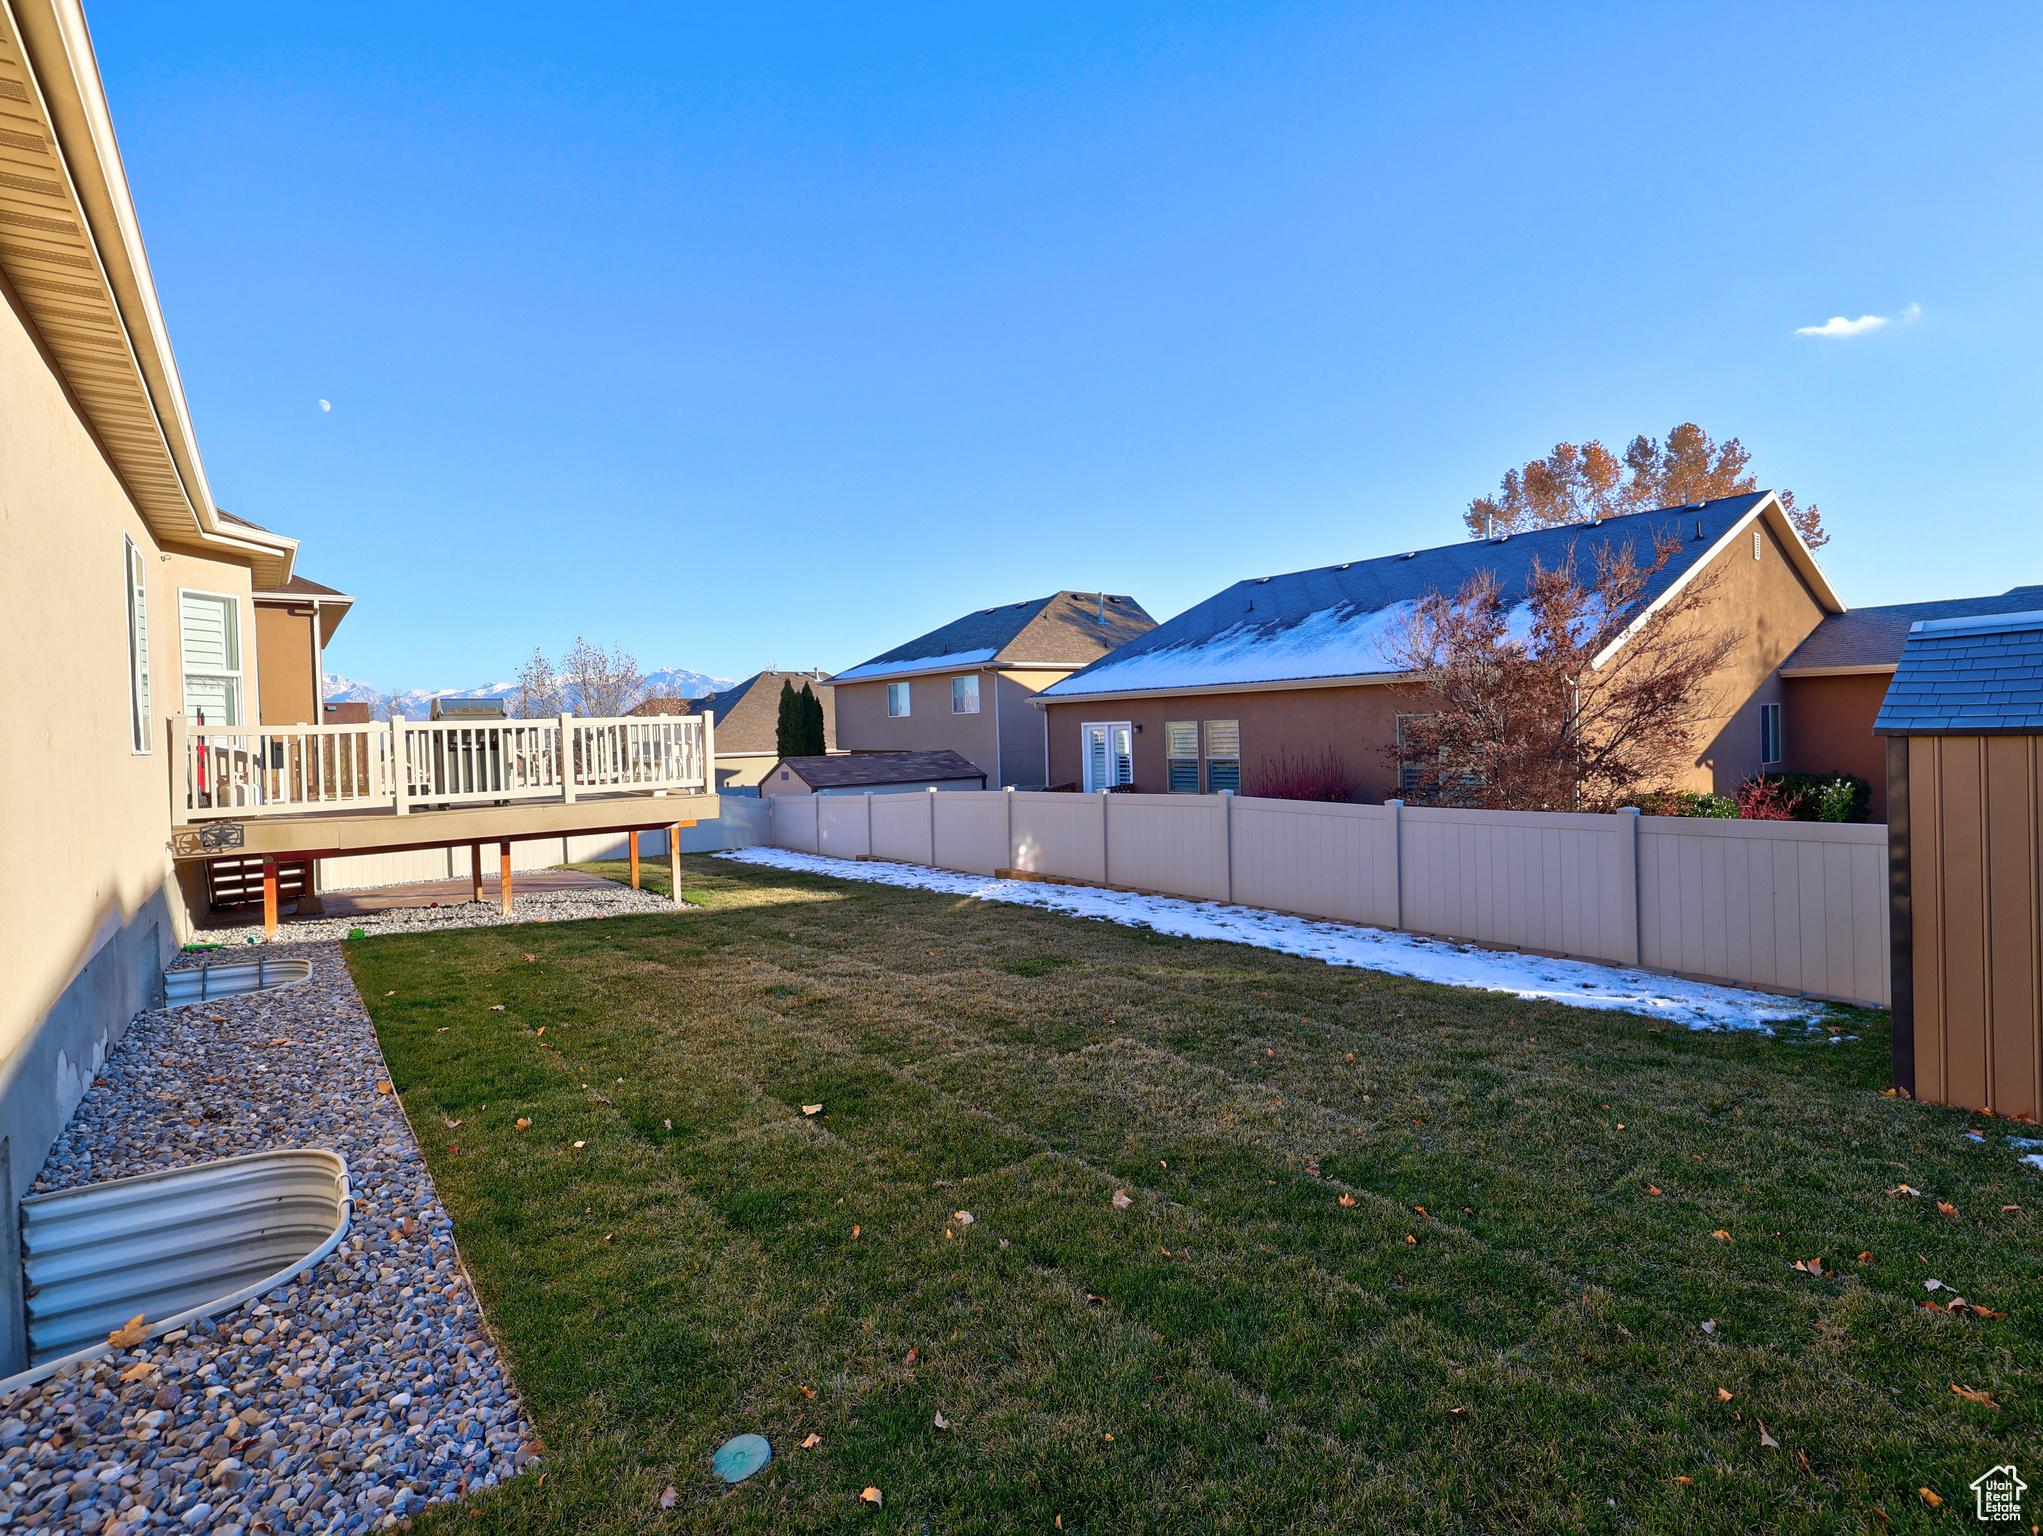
[560, 637, 645, 718]
[1384, 531, 1741, 813]
[514, 648, 562, 719]
[1466, 423, 1828, 549]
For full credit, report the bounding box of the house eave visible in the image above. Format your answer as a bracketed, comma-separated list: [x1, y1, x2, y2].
[1031, 670, 1426, 708]
[1779, 663, 1898, 679]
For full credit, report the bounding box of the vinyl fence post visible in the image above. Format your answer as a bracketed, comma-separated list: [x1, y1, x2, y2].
[1385, 798, 1404, 932]
[928, 786, 938, 868]
[866, 791, 875, 859]
[1222, 789, 1234, 905]
[1005, 785, 1015, 874]
[1621, 805, 1642, 967]
[1100, 787, 1111, 886]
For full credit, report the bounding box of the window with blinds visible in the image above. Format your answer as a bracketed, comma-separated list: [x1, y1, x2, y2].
[1165, 720, 1199, 791]
[1203, 719, 1240, 792]
[125, 537, 151, 752]
[179, 589, 243, 727]
[1084, 723, 1134, 791]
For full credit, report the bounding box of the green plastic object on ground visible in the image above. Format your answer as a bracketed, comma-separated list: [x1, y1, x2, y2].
[712, 1433, 771, 1483]
[348, 928, 366, 940]
[180, 943, 227, 952]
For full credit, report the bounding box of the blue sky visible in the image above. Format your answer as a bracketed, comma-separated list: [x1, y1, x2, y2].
[93, 2, 2043, 691]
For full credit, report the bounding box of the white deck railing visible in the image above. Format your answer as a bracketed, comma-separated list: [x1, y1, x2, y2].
[171, 711, 713, 821]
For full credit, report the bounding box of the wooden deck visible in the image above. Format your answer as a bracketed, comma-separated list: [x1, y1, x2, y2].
[196, 869, 622, 930]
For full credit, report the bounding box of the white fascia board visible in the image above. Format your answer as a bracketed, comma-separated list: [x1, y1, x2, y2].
[832, 656, 1076, 684]
[1778, 663, 1898, 678]
[1027, 669, 1425, 708]
[1586, 494, 1844, 672]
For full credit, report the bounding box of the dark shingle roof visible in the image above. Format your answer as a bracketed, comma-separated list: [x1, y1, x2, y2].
[1043, 493, 1788, 699]
[776, 749, 986, 789]
[836, 593, 1156, 682]
[1873, 611, 2043, 736]
[1783, 585, 2043, 672]
[688, 671, 836, 755]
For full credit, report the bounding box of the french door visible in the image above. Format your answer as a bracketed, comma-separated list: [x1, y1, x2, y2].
[1082, 722, 1133, 791]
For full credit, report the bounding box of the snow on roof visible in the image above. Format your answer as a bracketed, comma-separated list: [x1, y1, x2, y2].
[832, 648, 1000, 683]
[1041, 493, 1774, 700]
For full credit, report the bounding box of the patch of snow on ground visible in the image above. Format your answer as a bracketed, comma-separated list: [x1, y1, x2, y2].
[717, 847, 1824, 1032]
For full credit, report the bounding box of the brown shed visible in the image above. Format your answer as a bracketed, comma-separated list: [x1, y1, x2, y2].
[1877, 609, 2043, 1118]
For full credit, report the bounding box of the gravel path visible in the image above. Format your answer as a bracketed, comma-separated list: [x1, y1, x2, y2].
[211, 885, 682, 947]
[3, 942, 532, 1534]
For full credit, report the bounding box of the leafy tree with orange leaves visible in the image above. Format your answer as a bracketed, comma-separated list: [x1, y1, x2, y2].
[1465, 423, 1828, 548]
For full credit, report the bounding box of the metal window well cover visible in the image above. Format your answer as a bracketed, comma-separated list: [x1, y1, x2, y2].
[162, 957, 313, 1006]
[4, 1148, 353, 1392]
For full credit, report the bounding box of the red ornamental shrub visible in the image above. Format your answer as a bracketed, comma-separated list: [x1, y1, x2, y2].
[1733, 776, 1800, 820]
[1244, 747, 1363, 803]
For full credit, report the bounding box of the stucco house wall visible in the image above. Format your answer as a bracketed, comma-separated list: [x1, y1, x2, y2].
[1782, 672, 1896, 818]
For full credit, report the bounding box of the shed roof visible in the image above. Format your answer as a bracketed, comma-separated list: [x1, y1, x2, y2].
[774, 749, 986, 789]
[1041, 492, 1832, 702]
[835, 593, 1156, 683]
[1782, 585, 2043, 673]
[1873, 610, 2043, 736]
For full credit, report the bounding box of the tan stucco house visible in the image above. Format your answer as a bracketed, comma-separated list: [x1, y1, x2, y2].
[0, 0, 714, 1371]
[672, 670, 836, 794]
[832, 593, 1155, 788]
[1036, 493, 1845, 800]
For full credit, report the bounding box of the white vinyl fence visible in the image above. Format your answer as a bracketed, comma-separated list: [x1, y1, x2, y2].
[766, 790, 1890, 1008]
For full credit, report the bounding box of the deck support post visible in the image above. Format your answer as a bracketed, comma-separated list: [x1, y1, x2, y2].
[262, 858, 278, 940]
[669, 823, 683, 904]
[470, 843, 484, 904]
[500, 841, 514, 915]
[629, 830, 641, 889]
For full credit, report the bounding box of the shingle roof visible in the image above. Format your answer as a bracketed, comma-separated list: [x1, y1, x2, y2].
[835, 593, 1156, 682]
[688, 671, 835, 756]
[1782, 585, 2043, 672]
[255, 574, 350, 600]
[1873, 611, 2043, 736]
[1042, 493, 1794, 700]
[213, 507, 271, 532]
[776, 749, 986, 789]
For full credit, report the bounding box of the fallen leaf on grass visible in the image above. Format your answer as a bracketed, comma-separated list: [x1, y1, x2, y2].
[933, 1411, 950, 1430]
[1086, 1294, 1105, 1306]
[1112, 1190, 1132, 1210]
[1405, 1233, 1417, 1244]
[1446, 1407, 1466, 1417]
[954, 1211, 974, 1225]
[1648, 1186, 1662, 1195]
[535, 1027, 545, 1036]
[800, 1434, 821, 1450]
[1337, 1193, 1357, 1207]
[904, 1347, 918, 1366]
[851, 1225, 861, 1238]
[1919, 1488, 1942, 1508]
[107, 1314, 148, 1349]
[1790, 1258, 1825, 1277]
[571, 1140, 586, 1149]
[1951, 1383, 2000, 1408]
[1924, 1278, 1943, 1291]
[523, 954, 536, 963]
[802, 1104, 823, 1116]
[1758, 1423, 1779, 1450]
[799, 1387, 816, 1400]
[1700, 1320, 1716, 1334]
[1717, 1388, 1734, 1402]
[1857, 1251, 1872, 1263]
[1413, 1205, 1428, 1217]
[1711, 1230, 1732, 1242]
[1675, 1476, 1693, 1486]
[385, 991, 396, 996]
[445, 1119, 462, 1129]
[490, 1005, 506, 1013]
[1937, 1200, 1958, 1216]
[861, 1487, 883, 1507]
[1885, 1183, 1919, 1197]
[2002, 1205, 2022, 1213]
[515, 1118, 531, 1129]
[659, 1486, 678, 1510]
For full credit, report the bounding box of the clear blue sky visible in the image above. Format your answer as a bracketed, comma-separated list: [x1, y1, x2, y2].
[93, 2, 2043, 692]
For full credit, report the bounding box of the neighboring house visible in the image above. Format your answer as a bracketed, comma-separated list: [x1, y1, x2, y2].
[833, 593, 1156, 788]
[1036, 493, 1841, 800]
[0, 0, 715, 1373]
[1778, 584, 2043, 820]
[763, 750, 987, 796]
[323, 701, 373, 725]
[253, 571, 353, 724]
[676, 670, 837, 794]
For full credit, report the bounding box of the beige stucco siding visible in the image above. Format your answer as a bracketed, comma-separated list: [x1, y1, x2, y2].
[159, 549, 258, 728]
[836, 668, 1075, 786]
[0, 292, 217, 1072]
[254, 602, 319, 724]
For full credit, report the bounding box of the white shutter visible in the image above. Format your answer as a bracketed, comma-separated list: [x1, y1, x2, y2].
[126, 538, 151, 751]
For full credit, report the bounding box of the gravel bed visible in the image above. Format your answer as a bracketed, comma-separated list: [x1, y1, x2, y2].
[207, 884, 682, 947]
[3, 943, 532, 1534]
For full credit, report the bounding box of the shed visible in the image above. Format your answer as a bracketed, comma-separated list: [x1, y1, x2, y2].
[764, 750, 987, 797]
[1876, 609, 2043, 1118]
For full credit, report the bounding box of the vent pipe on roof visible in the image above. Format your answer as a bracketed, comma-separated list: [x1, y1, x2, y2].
[1694, 518, 1704, 541]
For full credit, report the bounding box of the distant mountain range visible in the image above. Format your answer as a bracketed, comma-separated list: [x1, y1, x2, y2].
[323, 668, 735, 720]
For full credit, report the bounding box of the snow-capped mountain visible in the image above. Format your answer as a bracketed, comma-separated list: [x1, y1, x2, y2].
[323, 669, 734, 720]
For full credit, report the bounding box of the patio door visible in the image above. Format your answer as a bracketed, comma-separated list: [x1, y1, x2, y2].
[1083, 722, 1133, 791]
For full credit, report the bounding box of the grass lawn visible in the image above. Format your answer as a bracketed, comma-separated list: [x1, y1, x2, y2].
[348, 854, 2038, 1534]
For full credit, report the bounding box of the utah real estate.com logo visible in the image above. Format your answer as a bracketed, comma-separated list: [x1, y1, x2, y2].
[1972, 1464, 2025, 1523]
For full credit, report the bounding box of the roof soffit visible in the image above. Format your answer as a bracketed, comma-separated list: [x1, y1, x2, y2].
[0, 0, 292, 586]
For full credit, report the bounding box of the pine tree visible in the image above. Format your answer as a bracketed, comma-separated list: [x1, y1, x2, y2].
[800, 684, 825, 755]
[776, 678, 802, 757]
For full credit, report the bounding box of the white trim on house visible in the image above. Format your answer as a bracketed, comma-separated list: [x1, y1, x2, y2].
[1777, 663, 1899, 679]
[177, 586, 245, 728]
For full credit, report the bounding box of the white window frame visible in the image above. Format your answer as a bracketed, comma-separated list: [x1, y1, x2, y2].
[1760, 702, 1783, 766]
[887, 681, 911, 718]
[125, 536, 152, 753]
[178, 587, 246, 728]
[950, 674, 981, 714]
[1082, 721, 1134, 792]
[1165, 720, 1199, 792]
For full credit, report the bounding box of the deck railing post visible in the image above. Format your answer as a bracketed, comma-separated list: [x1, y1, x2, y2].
[559, 714, 578, 804]
[700, 708, 716, 793]
[392, 720, 411, 816]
